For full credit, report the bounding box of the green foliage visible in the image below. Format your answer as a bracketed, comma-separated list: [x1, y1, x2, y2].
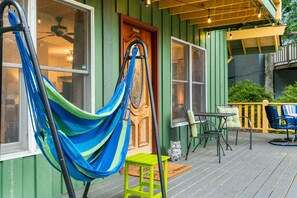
[282, 0, 297, 44]
[228, 80, 273, 102]
[274, 81, 297, 102]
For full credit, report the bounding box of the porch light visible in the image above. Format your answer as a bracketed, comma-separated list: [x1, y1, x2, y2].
[258, 9, 261, 18]
[207, 31, 210, 38]
[207, 9, 211, 23]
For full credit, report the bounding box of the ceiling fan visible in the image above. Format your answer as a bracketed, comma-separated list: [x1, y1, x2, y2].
[38, 16, 74, 43]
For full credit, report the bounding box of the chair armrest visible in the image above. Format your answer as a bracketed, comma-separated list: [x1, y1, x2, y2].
[201, 119, 219, 132]
[239, 116, 253, 128]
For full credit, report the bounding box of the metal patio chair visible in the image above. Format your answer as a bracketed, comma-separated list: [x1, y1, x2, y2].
[217, 105, 252, 150]
[266, 105, 297, 141]
[184, 108, 223, 162]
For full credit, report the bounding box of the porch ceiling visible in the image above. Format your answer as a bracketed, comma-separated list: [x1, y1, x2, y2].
[152, 0, 285, 55]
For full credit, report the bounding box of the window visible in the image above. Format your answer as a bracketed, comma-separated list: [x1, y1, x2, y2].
[0, 0, 94, 159]
[171, 38, 206, 127]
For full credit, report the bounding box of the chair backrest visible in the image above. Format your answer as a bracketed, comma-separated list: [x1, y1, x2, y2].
[217, 106, 241, 128]
[185, 109, 198, 137]
[281, 104, 297, 116]
[265, 105, 280, 129]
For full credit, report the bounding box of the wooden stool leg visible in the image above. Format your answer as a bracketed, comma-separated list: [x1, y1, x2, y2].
[164, 161, 168, 197]
[149, 166, 154, 198]
[140, 166, 144, 192]
[124, 163, 129, 198]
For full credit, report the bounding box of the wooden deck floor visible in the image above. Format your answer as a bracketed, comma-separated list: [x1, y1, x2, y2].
[63, 132, 297, 198]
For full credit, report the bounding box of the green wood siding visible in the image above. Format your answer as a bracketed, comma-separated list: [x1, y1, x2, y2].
[0, 0, 228, 196]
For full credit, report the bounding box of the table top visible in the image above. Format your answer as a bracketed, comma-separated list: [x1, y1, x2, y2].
[194, 112, 236, 118]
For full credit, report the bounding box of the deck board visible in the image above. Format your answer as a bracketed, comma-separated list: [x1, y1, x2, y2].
[59, 132, 297, 198]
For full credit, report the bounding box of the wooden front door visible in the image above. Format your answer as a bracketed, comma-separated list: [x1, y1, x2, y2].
[120, 15, 158, 156]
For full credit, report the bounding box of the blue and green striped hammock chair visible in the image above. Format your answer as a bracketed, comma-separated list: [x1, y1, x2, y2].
[9, 11, 136, 182]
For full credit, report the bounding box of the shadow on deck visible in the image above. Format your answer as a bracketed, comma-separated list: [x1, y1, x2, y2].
[61, 132, 297, 198]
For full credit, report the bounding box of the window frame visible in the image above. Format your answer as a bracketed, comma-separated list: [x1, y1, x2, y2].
[0, 0, 95, 161]
[170, 37, 207, 128]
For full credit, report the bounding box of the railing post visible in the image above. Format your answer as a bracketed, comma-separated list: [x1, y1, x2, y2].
[262, 100, 269, 133]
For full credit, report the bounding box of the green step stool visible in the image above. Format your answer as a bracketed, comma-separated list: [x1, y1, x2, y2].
[124, 153, 170, 198]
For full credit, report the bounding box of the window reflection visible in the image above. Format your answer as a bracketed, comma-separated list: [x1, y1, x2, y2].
[37, 0, 88, 109]
[1, 68, 20, 143]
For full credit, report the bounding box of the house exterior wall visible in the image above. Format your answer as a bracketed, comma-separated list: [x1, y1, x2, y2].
[228, 54, 265, 88]
[0, 0, 228, 197]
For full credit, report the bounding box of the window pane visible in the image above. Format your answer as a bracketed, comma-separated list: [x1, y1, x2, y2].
[172, 41, 188, 81]
[1, 68, 20, 143]
[37, 0, 88, 71]
[42, 71, 85, 109]
[172, 82, 189, 124]
[192, 46, 205, 83]
[2, 1, 22, 64]
[192, 83, 205, 113]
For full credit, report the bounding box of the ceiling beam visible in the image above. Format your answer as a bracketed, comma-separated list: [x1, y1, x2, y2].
[170, 0, 250, 15]
[227, 41, 232, 56]
[179, 2, 254, 20]
[187, 10, 257, 24]
[257, 38, 262, 53]
[226, 25, 286, 41]
[241, 40, 246, 54]
[194, 15, 262, 29]
[158, 0, 208, 9]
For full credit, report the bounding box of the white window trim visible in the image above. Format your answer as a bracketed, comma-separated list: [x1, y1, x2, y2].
[170, 37, 207, 128]
[0, 0, 95, 161]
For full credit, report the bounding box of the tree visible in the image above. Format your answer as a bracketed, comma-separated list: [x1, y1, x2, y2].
[274, 81, 297, 102]
[282, 0, 297, 44]
[228, 80, 273, 102]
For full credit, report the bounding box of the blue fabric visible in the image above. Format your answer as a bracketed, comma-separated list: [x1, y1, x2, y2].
[9, 11, 137, 181]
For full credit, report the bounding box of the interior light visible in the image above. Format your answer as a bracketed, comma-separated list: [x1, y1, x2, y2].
[207, 31, 210, 38]
[229, 32, 232, 39]
[67, 50, 73, 64]
[145, 0, 151, 7]
[207, 9, 211, 23]
[37, 16, 41, 24]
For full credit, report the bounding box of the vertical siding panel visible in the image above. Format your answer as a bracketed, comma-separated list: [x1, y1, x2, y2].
[187, 22, 193, 43]
[171, 15, 179, 38]
[116, 0, 127, 14]
[161, 9, 171, 153]
[128, 0, 140, 20]
[194, 28, 200, 46]
[103, 0, 119, 104]
[2, 159, 23, 198]
[180, 20, 187, 41]
[22, 157, 35, 198]
[52, 168, 63, 196]
[36, 155, 52, 198]
[215, 31, 220, 108]
[152, 3, 161, 28]
[141, 5, 151, 24]
[223, 31, 228, 104]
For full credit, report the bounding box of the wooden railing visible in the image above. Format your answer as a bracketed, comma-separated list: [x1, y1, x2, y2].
[274, 42, 297, 66]
[229, 101, 297, 133]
